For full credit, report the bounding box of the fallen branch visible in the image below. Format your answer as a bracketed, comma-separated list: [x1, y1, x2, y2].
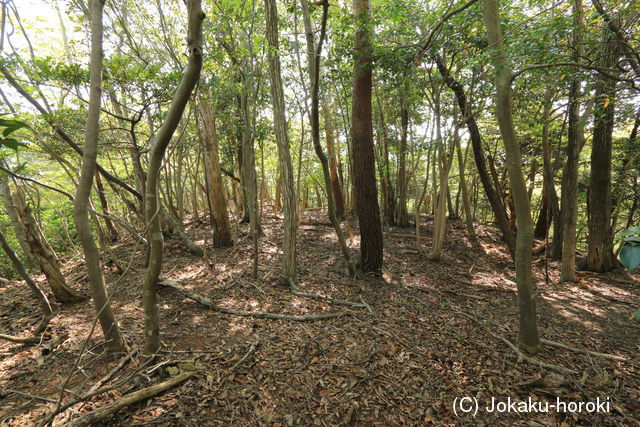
[287, 279, 368, 310]
[160, 279, 353, 321]
[540, 339, 628, 362]
[0, 334, 42, 344]
[67, 372, 195, 426]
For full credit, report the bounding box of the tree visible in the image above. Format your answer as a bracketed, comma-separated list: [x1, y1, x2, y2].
[587, 19, 620, 273]
[72, 0, 124, 354]
[483, 0, 540, 353]
[300, 0, 355, 277]
[265, 0, 297, 285]
[142, 0, 205, 358]
[351, 0, 383, 272]
[199, 99, 233, 248]
[560, 0, 584, 282]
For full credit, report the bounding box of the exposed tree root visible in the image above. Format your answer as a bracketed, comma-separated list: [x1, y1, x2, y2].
[67, 372, 195, 426]
[540, 339, 628, 362]
[159, 279, 355, 321]
[408, 292, 578, 375]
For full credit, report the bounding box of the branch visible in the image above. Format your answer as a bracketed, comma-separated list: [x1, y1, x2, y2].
[414, 0, 482, 65]
[159, 279, 354, 321]
[511, 62, 638, 88]
[67, 372, 195, 426]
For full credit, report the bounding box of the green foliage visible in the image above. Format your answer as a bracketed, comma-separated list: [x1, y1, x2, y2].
[0, 115, 30, 151]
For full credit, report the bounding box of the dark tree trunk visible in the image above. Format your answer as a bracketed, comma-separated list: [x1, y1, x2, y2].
[587, 22, 620, 273]
[434, 53, 516, 259]
[352, 0, 383, 272]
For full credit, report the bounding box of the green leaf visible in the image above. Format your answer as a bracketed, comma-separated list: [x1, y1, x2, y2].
[619, 243, 640, 272]
[0, 137, 26, 151]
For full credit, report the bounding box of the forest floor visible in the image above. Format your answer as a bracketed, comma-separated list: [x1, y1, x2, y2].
[0, 210, 639, 426]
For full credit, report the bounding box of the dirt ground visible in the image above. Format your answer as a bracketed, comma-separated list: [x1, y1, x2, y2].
[1, 210, 639, 426]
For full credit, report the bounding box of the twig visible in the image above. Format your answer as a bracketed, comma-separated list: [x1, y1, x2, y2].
[160, 279, 354, 321]
[226, 340, 260, 379]
[2, 389, 57, 403]
[67, 372, 195, 426]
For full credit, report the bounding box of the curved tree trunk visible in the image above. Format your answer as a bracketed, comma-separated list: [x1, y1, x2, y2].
[483, 0, 540, 354]
[434, 53, 516, 260]
[72, 0, 124, 354]
[142, 0, 204, 358]
[301, 0, 355, 277]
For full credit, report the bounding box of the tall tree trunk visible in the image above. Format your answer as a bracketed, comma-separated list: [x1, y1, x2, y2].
[561, 0, 584, 281]
[72, 0, 124, 354]
[429, 92, 454, 260]
[483, 0, 540, 354]
[265, 0, 297, 284]
[142, 0, 204, 358]
[396, 81, 410, 227]
[199, 99, 233, 248]
[434, 53, 516, 260]
[587, 20, 620, 273]
[301, 0, 355, 277]
[352, 0, 383, 272]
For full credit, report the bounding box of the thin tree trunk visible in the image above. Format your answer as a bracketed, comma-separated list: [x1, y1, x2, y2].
[0, 229, 53, 334]
[142, 0, 204, 358]
[396, 80, 410, 227]
[322, 100, 346, 221]
[301, 0, 355, 277]
[265, 0, 297, 284]
[455, 130, 476, 239]
[483, 0, 540, 354]
[72, 0, 124, 354]
[561, 0, 584, 281]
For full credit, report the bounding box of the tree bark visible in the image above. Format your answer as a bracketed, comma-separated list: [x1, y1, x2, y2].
[587, 20, 620, 272]
[142, 0, 204, 358]
[396, 81, 410, 227]
[265, 0, 297, 284]
[483, 0, 540, 354]
[560, 0, 583, 281]
[72, 0, 124, 354]
[351, 0, 383, 272]
[199, 99, 233, 248]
